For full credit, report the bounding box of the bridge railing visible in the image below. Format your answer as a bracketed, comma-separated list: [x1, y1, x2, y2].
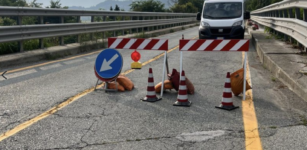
[250, 0, 307, 50]
[0, 6, 197, 52]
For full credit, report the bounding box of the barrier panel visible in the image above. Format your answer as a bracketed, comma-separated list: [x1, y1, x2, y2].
[179, 39, 250, 100]
[108, 37, 170, 98]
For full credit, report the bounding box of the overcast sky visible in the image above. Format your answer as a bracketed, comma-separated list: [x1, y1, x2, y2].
[31, 0, 107, 8]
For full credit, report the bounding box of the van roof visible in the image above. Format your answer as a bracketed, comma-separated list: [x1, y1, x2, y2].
[205, 0, 244, 2]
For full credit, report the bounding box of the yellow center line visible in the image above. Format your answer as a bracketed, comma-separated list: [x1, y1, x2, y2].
[242, 52, 263, 150]
[0, 36, 197, 142]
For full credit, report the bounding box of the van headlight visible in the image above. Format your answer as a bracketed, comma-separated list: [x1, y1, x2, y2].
[232, 21, 242, 26]
[201, 21, 210, 27]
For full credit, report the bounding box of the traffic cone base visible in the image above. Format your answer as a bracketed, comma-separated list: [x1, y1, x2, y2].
[173, 101, 191, 107]
[141, 97, 162, 102]
[215, 104, 239, 111]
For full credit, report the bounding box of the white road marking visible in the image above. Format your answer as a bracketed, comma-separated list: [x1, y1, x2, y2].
[64, 59, 85, 65]
[176, 130, 225, 142]
[0, 69, 37, 81]
[40, 63, 62, 71]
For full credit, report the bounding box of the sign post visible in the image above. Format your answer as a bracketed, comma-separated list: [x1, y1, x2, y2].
[94, 48, 123, 91]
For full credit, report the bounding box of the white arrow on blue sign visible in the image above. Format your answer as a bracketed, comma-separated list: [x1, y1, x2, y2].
[95, 49, 123, 80]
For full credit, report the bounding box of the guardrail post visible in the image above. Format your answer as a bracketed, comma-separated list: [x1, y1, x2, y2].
[142, 16, 144, 33]
[283, 9, 288, 18]
[91, 16, 94, 40]
[289, 8, 294, 18]
[303, 9, 307, 21]
[59, 16, 64, 45]
[137, 16, 139, 33]
[130, 16, 132, 34]
[295, 8, 301, 19]
[17, 16, 24, 52]
[77, 16, 81, 43]
[39, 16, 44, 49]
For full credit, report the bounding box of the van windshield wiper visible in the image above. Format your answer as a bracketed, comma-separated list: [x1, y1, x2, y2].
[203, 15, 214, 19]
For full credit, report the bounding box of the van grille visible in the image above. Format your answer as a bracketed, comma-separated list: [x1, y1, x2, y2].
[210, 28, 232, 35]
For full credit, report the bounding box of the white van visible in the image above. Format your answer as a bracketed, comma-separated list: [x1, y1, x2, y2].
[196, 0, 250, 39]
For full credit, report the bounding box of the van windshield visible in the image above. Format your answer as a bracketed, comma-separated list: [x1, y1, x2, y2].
[203, 2, 242, 19]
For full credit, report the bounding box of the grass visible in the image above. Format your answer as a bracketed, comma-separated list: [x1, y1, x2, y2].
[299, 115, 307, 126]
[271, 76, 277, 82]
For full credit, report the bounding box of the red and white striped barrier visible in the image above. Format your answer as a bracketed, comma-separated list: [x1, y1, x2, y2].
[108, 37, 169, 98]
[108, 38, 168, 51]
[179, 39, 249, 51]
[179, 37, 250, 102]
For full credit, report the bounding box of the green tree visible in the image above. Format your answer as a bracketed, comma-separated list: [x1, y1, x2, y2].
[130, 0, 165, 12]
[110, 6, 113, 11]
[171, 2, 198, 13]
[115, 4, 120, 11]
[49, 0, 62, 8]
[0, 0, 28, 6]
[29, 0, 42, 7]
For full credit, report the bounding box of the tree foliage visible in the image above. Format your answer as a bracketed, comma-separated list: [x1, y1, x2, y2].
[0, 0, 28, 6]
[130, 0, 165, 12]
[114, 4, 120, 11]
[170, 2, 198, 13]
[245, 0, 283, 11]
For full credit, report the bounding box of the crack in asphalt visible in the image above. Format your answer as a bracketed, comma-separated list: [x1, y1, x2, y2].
[42, 135, 174, 150]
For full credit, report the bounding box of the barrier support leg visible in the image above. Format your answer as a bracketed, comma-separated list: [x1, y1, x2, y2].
[160, 51, 167, 97]
[243, 52, 247, 100]
[94, 79, 99, 91]
[180, 51, 183, 81]
[166, 53, 169, 74]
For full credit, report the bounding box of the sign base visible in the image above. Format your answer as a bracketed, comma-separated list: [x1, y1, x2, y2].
[94, 79, 118, 92]
[131, 62, 142, 69]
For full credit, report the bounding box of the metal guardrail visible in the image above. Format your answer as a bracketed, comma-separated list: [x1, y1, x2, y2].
[0, 6, 195, 17]
[0, 6, 197, 52]
[251, 0, 307, 49]
[0, 18, 194, 43]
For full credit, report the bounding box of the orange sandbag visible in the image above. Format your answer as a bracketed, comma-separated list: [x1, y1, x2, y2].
[155, 80, 173, 93]
[116, 75, 134, 91]
[168, 69, 180, 91]
[230, 68, 252, 96]
[185, 77, 194, 95]
[107, 82, 125, 92]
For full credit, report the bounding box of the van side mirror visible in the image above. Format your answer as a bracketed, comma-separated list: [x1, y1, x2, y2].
[244, 11, 250, 19]
[197, 12, 201, 21]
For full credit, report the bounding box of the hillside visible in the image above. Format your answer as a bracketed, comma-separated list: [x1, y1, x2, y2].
[69, 0, 172, 11]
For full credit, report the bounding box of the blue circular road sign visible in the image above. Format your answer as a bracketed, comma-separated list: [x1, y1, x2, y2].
[95, 49, 123, 81]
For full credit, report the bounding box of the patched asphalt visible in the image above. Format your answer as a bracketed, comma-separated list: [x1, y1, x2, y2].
[0, 27, 307, 150]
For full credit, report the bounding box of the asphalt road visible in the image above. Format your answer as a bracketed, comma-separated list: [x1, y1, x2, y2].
[0, 27, 307, 150]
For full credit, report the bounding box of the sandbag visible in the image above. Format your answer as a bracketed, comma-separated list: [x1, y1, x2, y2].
[116, 75, 134, 91]
[107, 82, 125, 92]
[186, 77, 194, 95]
[230, 68, 252, 96]
[167, 69, 180, 91]
[155, 80, 173, 93]
[168, 68, 194, 94]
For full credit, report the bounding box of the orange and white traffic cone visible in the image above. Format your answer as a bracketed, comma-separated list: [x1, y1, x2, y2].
[173, 70, 192, 107]
[141, 68, 162, 102]
[215, 72, 239, 111]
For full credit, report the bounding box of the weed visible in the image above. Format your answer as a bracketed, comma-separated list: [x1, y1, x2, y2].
[299, 115, 307, 126]
[182, 26, 185, 30]
[170, 29, 174, 33]
[135, 139, 141, 141]
[271, 76, 277, 82]
[269, 126, 277, 129]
